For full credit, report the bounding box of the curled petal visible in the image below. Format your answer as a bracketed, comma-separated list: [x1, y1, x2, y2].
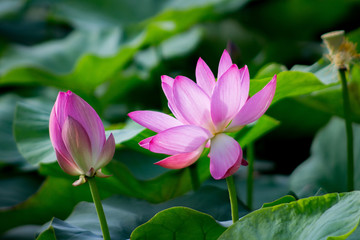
[55, 91, 105, 160]
[55, 150, 83, 176]
[149, 125, 211, 155]
[218, 49, 233, 80]
[139, 136, 154, 150]
[154, 143, 205, 169]
[209, 133, 243, 180]
[173, 76, 213, 131]
[62, 116, 93, 173]
[196, 58, 215, 96]
[128, 111, 182, 133]
[227, 75, 277, 131]
[94, 133, 115, 170]
[211, 64, 242, 131]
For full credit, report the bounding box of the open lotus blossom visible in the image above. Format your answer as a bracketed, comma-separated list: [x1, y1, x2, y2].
[49, 91, 115, 186]
[129, 50, 276, 179]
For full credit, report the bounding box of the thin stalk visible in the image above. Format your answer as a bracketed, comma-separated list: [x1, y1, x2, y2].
[339, 68, 354, 191]
[189, 162, 200, 191]
[246, 143, 255, 210]
[88, 177, 111, 240]
[226, 176, 239, 223]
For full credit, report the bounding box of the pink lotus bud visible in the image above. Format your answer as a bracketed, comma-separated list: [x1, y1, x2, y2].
[49, 91, 115, 185]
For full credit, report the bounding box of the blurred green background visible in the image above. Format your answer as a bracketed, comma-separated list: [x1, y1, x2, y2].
[1, 0, 360, 239]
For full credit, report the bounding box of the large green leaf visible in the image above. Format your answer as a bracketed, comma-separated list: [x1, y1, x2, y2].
[0, 0, 248, 93]
[0, 29, 121, 76]
[13, 101, 56, 166]
[261, 195, 296, 208]
[219, 191, 360, 240]
[131, 207, 226, 240]
[0, 94, 25, 165]
[2, 225, 43, 240]
[290, 117, 360, 197]
[51, 0, 164, 30]
[50, 0, 247, 30]
[251, 71, 328, 104]
[0, 175, 42, 208]
[0, 29, 135, 94]
[36, 186, 241, 239]
[0, 176, 99, 234]
[291, 58, 338, 85]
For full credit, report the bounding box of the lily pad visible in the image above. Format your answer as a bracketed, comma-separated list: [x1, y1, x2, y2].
[36, 186, 242, 240]
[290, 117, 360, 197]
[219, 191, 360, 240]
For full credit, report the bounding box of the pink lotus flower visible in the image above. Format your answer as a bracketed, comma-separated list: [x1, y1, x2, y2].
[49, 91, 115, 185]
[129, 50, 276, 180]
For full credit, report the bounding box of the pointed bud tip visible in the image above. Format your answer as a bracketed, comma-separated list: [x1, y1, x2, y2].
[230, 63, 238, 69]
[161, 75, 172, 81]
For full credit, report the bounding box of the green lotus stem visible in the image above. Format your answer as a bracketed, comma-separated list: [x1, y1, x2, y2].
[88, 177, 111, 240]
[226, 176, 239, 223]
[189, 162, 200, 191]
[339, 68, 354, 191]
[247, 143, 255, 210]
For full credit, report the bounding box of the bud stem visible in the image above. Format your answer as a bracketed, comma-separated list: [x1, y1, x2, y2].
[339, 68, 354, 191]
[226, 176, 239, 223]
[88, 177, 111, 240]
